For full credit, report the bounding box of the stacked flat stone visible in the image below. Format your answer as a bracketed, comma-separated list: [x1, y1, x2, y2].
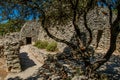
[29, 45, 47, 64]
[0, 40, 4, 57]
[4, 33, 21, 73]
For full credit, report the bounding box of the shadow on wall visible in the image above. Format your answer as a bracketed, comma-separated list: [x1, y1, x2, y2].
[8, 76, 39, 80]
[98, 54, 120, 79]
[8, 76, 22, 80]
[19, 52, 36, 71]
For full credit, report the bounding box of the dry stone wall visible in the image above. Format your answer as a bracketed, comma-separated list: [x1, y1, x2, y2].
[0, 40, 4, 57]
[4, 33, 21, 73]
[85, 7, 120, 52]
[28, 45, 47, 64]
[20, 21, 40, 44]
[38, 22, 74, 51]
[36, 7, 120, 52]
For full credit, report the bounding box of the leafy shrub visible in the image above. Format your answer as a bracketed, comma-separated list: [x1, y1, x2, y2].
[46, 42, 58, 52]
[34, 40, 58, 52]
[34, 40, 48, 49]
[0, 20, 25, 36]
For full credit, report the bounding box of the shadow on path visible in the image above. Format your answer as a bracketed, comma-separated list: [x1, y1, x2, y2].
[19, 52, 36, 71]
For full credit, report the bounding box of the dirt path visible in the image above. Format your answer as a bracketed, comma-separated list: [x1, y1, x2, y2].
[5, 45, 43, 80]
[0, 58, 8, 80]
[20, 45, 43, 67]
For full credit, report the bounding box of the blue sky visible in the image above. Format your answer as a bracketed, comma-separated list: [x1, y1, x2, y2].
[98, 0, 118, 8]
[0, 0, 118, 23]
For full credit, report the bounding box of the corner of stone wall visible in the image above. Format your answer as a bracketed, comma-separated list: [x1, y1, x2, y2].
[4, 33, 22, 73]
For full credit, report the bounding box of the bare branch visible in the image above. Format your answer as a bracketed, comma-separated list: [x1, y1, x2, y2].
[82, 0, 94, 49]
[69, 0, 74, 8]
[108, 5, 113, 26]
[41, 11, 76, 48]
[70, 0, 83, 47]
[92, 4, 120, 71]
[83, 12, 93, 49]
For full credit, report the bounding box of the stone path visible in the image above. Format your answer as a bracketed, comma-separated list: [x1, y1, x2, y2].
[20, 45, 43, 67]
[5, 45, 43, 80]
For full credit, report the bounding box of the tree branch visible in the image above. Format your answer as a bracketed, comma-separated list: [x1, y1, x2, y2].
[41, 10, 76, 48]
[72, 0, 81, 37]
[92, 4, 120, 71]
[69, 0, 74, 8]
[108, 5, 112, 26]
[83, 12, 93, 49]
[83, 0, 94, 49]
[70, 0, 85, 48]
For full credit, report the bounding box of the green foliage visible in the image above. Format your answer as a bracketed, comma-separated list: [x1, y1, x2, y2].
[43, 0, 73, 26]
[34, 40, 48, 49]
[113, 9, 118, 15]
[0, 19, 25, 36]
[34, 40, 58, 52]
[99, 74, 109, 80]
[76, 67, 84, 75]
[46, 42, 58, 52]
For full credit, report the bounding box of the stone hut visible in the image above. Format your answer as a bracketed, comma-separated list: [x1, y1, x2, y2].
[20, 21, 41, 45]
[19, 7, 120, 52]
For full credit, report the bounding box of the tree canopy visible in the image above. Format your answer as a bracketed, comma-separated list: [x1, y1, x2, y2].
[0, 19, 25, 35]
[0, 0, 118, 21]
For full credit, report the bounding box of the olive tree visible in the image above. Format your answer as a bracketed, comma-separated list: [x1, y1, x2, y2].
[0, 0, 120, 77]
[40, 0, 120, 75]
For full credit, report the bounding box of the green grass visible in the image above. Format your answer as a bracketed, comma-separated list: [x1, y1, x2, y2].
[34, 40, 48, 49]
[46, 41, 58, 52]
[34, 40, 58, 52]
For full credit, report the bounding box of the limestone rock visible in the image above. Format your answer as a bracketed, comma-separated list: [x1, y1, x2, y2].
[4, 32, 22, 73]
